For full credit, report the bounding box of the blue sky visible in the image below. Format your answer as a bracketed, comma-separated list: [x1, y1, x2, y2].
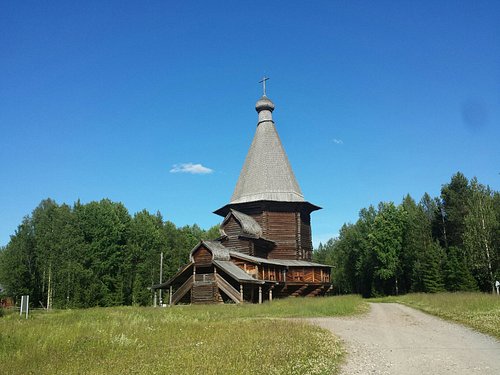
[1, 1, 499, 247]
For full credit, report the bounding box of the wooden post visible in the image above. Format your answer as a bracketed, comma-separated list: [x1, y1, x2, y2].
[240, 284, 243, 301]
[159, 252, 163, 305]
[153, 291, 157, 307]
[169, 286, 173, 306]
[269, 288, 273, 302]
[258, 286, 262, 304]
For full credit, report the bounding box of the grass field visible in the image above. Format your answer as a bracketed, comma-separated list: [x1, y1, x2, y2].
[372, 292, 500, 339]
[0, 295, 367, 375]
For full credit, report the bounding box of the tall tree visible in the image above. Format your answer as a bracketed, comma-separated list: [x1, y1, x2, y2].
[124, 210, 167, 305]
[442, 246, 477, 291]
[75, 199, 131, 306]
[440, 172, 471, 248]
[354, 206, 378, 297]
[463, 178, 497, 292]
[369, 202, 405, 295]
[400, 195, 422, 293]
[0, 218, 38, 303]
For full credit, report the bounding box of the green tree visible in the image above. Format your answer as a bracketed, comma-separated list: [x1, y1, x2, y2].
[492, 192, 500, 283]
[369, 202, 405, 296]
[399, 194, 445, 293]
[412, 241, 445, 293]
[440, 172, 471, 248]
[75, 199, 131, 306]
[30, 200, 86, 308]
[464, 178, 497, 292]
[124, 210, 166, 305]
[443, 246, 477, 291]
[201, 224, 221, 240]
[0, 218, 38, 303]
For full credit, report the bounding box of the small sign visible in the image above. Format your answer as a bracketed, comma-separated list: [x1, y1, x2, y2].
[20, 295, 29, 319]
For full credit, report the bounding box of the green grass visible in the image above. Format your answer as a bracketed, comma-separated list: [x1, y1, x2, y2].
[372, 292, 500, 339]
[0, 295, 366, 375]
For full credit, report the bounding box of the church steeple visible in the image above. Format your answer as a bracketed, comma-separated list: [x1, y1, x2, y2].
[229, 93, 305, 205]
[213, 84, 320, 261]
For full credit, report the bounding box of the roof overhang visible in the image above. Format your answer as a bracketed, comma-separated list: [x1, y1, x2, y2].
[151, 262, 193, 290]
[214, 200, 321, 217]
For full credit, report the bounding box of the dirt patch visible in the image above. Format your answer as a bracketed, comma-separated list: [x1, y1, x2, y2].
[310, 303, 500, 374]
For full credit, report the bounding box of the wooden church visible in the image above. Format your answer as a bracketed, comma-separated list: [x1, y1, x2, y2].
[153, 86, 332, 304]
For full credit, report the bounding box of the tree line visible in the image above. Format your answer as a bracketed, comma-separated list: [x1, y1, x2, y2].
[314, 172, 500, 297]
[0, 199, 219, 308]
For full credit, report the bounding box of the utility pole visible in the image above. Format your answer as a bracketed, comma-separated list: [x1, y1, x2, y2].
[159, 252, 163, 306]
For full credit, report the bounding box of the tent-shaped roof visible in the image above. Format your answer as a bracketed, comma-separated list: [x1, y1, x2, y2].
[230, 96, 305, 205]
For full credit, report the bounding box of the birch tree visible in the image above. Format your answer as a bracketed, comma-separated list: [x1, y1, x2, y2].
[464, 178, 497, 292]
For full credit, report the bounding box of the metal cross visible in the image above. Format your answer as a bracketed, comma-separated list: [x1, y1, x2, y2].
[259, 76, 270, 96]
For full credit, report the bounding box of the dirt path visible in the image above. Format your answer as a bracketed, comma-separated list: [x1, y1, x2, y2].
[309, 303, 500, 375]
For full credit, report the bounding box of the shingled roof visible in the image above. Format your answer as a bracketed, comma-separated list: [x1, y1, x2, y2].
[230, 95, 305, 204]
[222, 209, 263, 238]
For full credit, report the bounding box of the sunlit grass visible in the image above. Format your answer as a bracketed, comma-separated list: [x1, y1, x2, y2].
[372, 292, 500, 339]
[0, 295, 366, 375]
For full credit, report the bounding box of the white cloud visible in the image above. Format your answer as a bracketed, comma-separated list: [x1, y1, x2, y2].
[332, 138, 343, 145]
[170, 163, 214, 175]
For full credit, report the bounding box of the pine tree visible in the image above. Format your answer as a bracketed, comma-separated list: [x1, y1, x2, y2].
[443, 246, 477, 291]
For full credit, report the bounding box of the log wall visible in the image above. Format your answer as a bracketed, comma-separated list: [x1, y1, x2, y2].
[223, 202, 314, 261]
[192, 246, 212, 266]
[221, 216, 252, 254]
[300, 213, 313, 261]
[266, 211, 298, 259]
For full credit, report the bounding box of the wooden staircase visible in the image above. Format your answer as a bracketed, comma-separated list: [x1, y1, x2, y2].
[215, 274, 242, 304]
[306, 285, 325, 297]
[290, 284, 309, 297]
[171, 275, 194, 305]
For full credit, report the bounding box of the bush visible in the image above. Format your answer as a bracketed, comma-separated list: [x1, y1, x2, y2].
[0, 308, 5, 318]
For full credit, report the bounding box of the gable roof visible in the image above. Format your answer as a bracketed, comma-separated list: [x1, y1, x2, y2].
[195, 240, 231, 261]
[222, 209, 263, 238]
[230, 96, 305, 205]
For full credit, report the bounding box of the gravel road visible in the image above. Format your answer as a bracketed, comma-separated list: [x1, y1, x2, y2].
[309, 303, 500, 375]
